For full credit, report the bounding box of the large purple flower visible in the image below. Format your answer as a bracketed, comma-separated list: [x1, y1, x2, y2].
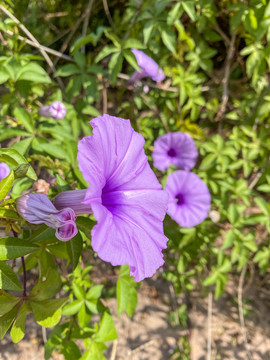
[39, 101, 66, 119]
[54, 114, 168, 281]
[17, 193, 77, 241]
[165, 171, 211, 227]
[153, 132, 198, 171]
[0, 163, 10, 180]
[129, 48, 165, 83]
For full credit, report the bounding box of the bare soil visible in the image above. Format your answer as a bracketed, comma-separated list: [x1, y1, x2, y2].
[1, 274, 270, 360]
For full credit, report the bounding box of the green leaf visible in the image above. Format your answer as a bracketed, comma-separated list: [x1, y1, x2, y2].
[0, 291, 20, 316]
[13, 107, 34, 133]
[254, 197, 269, 215]
[61, 340, 81, 360]
[0, 208, 20, 220]
[0, 170, 14, 201]
[10, 301, 28, 343]
[0, 238, 39, 260]
[0, 261, 22, 291]
[143, 20, 156, 45]
[30, 267, 61, 300]
[0, 149, 37, 180]
[62, 299, 83, 316]
[95, 312, 117, 342]
[199, 153, 216, 170]
[182, 1, 196, 22]
[12, 138, 33, 156]
[108, 52, 123, 84]
[76, 217, 95, 239]
[31, 298, 68, 327]
[126, 287, 138, 317]
[117, 277, 130, 316]
[55, 64, 81, 77]
[86, 285, 104, 300]
[66, 232, 83, 270]
[167, 2, 183, 25]
[123, 50, 140, 71]
[0, 305, 18, 340]
[95, 45, 119, 63]
[123, 39, 145, 49]
[18, 62, 51, 83]
[160, 25, 176, 52]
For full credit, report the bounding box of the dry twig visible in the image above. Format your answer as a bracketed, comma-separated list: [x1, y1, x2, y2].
[0, 5, 65, 91]
[207, 292, 213, 360]
[214, 30, 236, 127]
[81, 0, 95, 54]
[102, 0, 116, 32]
[238, 265, 254, 360]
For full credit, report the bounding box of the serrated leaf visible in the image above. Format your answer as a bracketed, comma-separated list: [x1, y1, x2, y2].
[0, 170, 14, 201]
[0, 238, 39, 260]
[31, 298, 68, 327]
[0, 261, 22, 291]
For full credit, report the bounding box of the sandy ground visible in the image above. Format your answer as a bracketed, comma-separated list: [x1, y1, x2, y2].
[1, 276, 270, 360]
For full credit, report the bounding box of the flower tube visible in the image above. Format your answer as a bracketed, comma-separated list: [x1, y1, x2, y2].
[129, 48, 165, 84]
[17, 193, 78, 241]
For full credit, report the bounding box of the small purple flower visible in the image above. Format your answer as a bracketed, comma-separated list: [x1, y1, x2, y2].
[39, 101, 66, 119]
[54, 114, 168, 282]
[165, 170, 211, 227]
[153, 132, 198, 171]
[16, 193, 78, 241]
[0, 163, 10, 180]
[129, 49, 165, 84]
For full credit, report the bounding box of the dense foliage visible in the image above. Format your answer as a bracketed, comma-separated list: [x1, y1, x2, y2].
[0, 0, 270, 358]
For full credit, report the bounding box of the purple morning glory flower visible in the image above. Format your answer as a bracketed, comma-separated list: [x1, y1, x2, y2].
[16, 193, 78, 241]
[165, 170, 211, 227]
[39, 101, 66, 119]
[153, 132, 198, 171]
[54, 114, 168, 281]
[129, 48, 165, 83]
[0, 163, 10, 180]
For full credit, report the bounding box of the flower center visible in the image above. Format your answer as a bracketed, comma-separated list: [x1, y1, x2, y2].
[167, 148, 177, 157]
[176, 193, 185, 205]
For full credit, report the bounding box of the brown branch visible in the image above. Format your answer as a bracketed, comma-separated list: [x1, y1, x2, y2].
[214, 30, 236, 126]
[238, 265, 254, 360]
[102, 0, 116, 32]
[81, 0, 95, 54]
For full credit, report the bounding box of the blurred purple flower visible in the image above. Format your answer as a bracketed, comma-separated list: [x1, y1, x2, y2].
[153, 132, 198, 171]
[54, 114, 168, 281]
[0, 163, 10, 180]
[165, 171, 211, 227]
[17, 193, 77, 241]
[39, 101, 66, 119]
[129, 49, 165, 84]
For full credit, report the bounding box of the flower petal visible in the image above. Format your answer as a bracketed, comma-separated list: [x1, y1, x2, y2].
[153, 132, 198, 171]
[165, 171, 211, 227]
[77, 114, 168, 281]
[91, 189, 168, 281]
